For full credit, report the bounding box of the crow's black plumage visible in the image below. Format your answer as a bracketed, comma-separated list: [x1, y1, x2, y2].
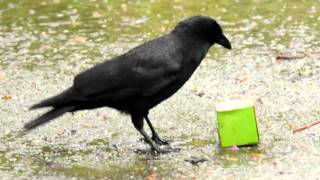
[26, 15, 231, 153]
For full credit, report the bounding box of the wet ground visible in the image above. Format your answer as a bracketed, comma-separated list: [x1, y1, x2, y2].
[1, 0, 320, 179]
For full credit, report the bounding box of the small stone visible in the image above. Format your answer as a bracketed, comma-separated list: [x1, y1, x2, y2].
[71, 129, 77, 135]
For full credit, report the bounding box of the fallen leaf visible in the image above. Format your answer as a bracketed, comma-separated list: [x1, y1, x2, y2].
[226, 157, 238, 161]
[249, 153, 263, 159]
[2, 95, 12, 100]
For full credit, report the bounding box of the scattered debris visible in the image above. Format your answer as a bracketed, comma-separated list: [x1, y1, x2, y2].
[226, 157, 238, 161]
[249, 153, 263, 159]
[293, 120, 320, 133]
[229, 145, 239, 152]
[276, 55, 304, 61]
[185, 156, 208, 165]
[298, 65, 312, 76]
[146, 172, 159, 180]
[235, 75, 248, 83]
[70, 129, 77, 135]
[57, 129, 66, 135]
[2, 95, 12, 100]
[82, 123, 93, 128]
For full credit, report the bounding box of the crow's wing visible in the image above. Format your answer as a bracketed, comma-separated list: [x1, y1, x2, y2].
[73, 35, 183, 100]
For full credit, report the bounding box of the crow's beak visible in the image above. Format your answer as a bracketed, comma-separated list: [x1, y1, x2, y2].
[216, 34, 232, 50]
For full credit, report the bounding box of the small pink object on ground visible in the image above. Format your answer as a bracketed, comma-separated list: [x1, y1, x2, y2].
[229, 145, 239, 152]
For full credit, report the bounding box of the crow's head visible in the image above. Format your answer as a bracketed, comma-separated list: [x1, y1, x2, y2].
[173, 16, 232, 49]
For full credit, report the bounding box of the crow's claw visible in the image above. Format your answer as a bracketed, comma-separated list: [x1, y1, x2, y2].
[152, 136, 169, 145]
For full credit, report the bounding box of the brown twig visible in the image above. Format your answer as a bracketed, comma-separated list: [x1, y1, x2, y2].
[293, 120, 320, 133]
[276, 56, 305, 61]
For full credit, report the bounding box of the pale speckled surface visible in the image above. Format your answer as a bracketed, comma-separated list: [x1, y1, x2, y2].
[1, 0, 320, 179]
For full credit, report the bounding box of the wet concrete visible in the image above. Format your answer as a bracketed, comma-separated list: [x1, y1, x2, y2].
[1, 0, 320, 179]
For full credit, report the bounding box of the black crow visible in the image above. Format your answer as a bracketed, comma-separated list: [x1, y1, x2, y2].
[25, 15, 231, 153]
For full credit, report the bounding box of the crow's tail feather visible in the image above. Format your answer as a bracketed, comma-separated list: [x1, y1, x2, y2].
[24, 106, 74, 130]
[30, 89, 73, 110]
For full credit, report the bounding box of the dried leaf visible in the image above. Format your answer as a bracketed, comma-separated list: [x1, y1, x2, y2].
[249, 153, 263, 159]
[276, 56, 304, 61]
[2, 95, 12, 100]
[226, 157, 238, 161]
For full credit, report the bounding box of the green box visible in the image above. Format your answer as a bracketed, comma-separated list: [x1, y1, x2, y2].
[216, 99, 259, 147]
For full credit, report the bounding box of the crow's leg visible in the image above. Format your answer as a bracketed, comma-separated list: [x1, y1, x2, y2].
[131, 114, 169, 153]
[144, 115, 169, 145]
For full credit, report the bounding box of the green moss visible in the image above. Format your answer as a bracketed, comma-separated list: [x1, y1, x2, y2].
[87, 138, 112, 152]
[179, 133, 189, 140]
[0, 151, 22, 171]
[87, 138, 109, 146]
